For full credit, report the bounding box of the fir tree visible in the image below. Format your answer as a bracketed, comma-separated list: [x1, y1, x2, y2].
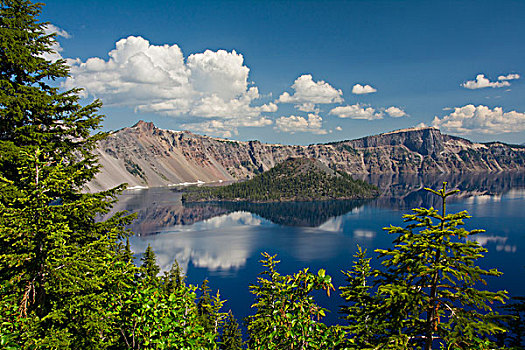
[197, 278, 226, 336]
[163, 258, 185, 294]
[123, 237, 134, 263]
[340, 246, 391, 349]
[0, 0, 132, 347]
[219, 311, 243, 350]
[140, 244, 160, 283]
[340, 182, 508, 349]
[0, 2, 228, 348]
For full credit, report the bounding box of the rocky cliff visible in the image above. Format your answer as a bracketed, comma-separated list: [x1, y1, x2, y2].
[87, 121, 525, 192]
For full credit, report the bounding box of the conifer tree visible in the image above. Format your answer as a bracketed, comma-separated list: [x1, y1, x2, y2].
[198, 278, 226, 336]
[163, 258, 185, 294]
[0, 0, 132, 347]
[0, 1, 229, 348]
[340, 246, 392, 349]
[219, 311, 243, 350]
[123, 237, 134, 263]
[340, 182, 508, 349]
[140, 244, 160, 283]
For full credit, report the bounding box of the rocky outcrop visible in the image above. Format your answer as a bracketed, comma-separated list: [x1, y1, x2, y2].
[86, 121, 525, 192]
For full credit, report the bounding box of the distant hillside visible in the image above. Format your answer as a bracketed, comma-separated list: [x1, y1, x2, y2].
[182, 158, 379, 203]
[86, 121, 525, 192]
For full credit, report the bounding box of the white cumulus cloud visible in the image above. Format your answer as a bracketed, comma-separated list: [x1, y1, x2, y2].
[277, 74, 343, 104]
[462, 74, 511, 89]
[187, 49, 250, 101]
[352, 83, 377, 94]
[181, 116, 273, 138]
[329, 104, 383, 120]
[385, 106, 407, 118]
[64, 36, 277, 136]
[432, 104, 525, 134]
[274, 113, 327, 134]
[294, 102, 319, 113]
[40, 24, 70, 62]
[498, 73, 520, 81]
[43, 23, 71, 39]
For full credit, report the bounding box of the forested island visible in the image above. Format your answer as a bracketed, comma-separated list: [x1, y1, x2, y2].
[182, 157, 379, 203]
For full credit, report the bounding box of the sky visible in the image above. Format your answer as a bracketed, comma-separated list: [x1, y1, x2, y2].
[40, 0, 525, 145]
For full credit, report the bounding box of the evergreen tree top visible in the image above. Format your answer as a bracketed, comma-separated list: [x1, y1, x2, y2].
[1, 0, 109, 195]
[340, 182, 508, 349]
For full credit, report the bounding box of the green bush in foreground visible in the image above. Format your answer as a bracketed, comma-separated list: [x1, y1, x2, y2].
[110, 267, 220, 349]
[246, 253, 344, 349]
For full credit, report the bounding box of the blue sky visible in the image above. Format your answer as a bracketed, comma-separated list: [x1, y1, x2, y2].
[41, 0, 525, 145]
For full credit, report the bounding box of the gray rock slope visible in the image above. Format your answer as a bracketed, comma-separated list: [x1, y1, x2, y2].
[86, 121, 525, 192]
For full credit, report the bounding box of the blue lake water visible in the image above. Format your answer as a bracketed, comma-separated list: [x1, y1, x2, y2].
[113, 172, 525, 325]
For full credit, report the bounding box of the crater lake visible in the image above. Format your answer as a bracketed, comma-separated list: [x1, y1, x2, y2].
[109, 172, 525, 326]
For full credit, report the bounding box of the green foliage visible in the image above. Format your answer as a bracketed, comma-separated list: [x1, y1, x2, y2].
[246, 252, 344, 350]
[0, 3, 516, 348]
[123, 237, 134, 263]
[220, 311, 244, 350]
[340, 246, 396, 349]
[196, 278, 227, 341]
[162, 258, 185, 294]
[109, 245, 224, 349]
[0, 145, 135, 349]
[183, 157, 379, 203]
[0, 0, 135, 346]
[140, 244, 160, 284]
[0, 1, 226, 348]
[0, 0, 106, 189]
[111, 275, 219, 349]
[340, 182, 508, 349]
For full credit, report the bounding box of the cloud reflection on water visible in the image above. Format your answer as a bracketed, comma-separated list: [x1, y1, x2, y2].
[131, 227, 259, 275]
[130, 211, 270, 274]
[317, 216, 343, 232]
[162, 211, 265, 234]
[465, 194, 502, 204]
[353, 229, 376, 239]
[470, 234, 517, 254]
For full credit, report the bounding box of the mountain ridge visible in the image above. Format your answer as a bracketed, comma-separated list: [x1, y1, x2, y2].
[86, 120, 525, 192]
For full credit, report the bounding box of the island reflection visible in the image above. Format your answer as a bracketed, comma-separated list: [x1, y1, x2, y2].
[184, 200, 367, 228]
[113, 171, 524, 235]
